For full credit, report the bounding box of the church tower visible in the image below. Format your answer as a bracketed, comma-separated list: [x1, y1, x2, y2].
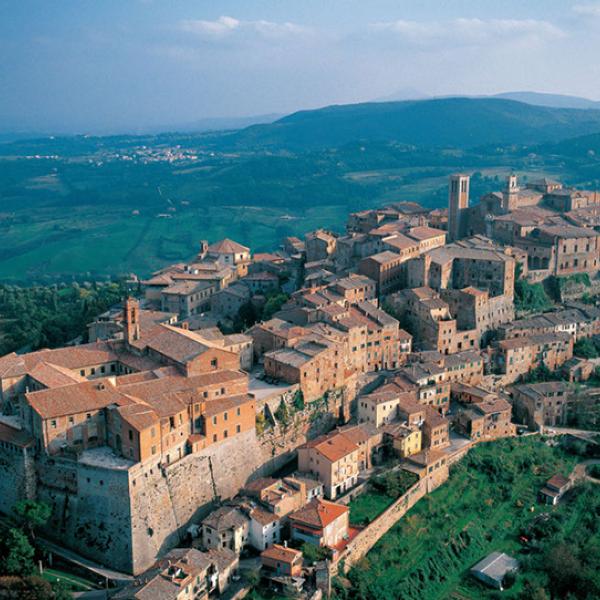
[448, 174, 470, 241]
[124, 297, 140, 344]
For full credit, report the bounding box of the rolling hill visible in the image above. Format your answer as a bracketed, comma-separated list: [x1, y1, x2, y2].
[223, 97, 600, 151]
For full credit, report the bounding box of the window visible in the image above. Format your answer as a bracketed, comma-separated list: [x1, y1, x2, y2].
[213, 434, 217, 442]
[237, 407, 241, 416]
[211, 358, 218, 368]
[51, 420, 57, 428]
[213, 416, 217, 425]
[128, 429, 133, 441]
[91, 368, 96, 375]
[68, 416, 74, 424]
[224, 412, 228, 421]
[236, 424, 241, 433]
[86, 413, 91, 420]
[151, 446, 157, 454]
[224, 430, 228, 438]
[80, 370, 85, 377]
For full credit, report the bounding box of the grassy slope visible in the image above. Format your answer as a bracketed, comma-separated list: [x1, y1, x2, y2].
[339, 437, 578, 600]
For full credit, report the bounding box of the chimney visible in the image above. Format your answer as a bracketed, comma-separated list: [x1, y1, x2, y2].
[124, 297, 141, 344]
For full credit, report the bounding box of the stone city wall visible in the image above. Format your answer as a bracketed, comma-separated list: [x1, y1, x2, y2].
[340, 479, 428, 571]
[0, 446, 36, 514]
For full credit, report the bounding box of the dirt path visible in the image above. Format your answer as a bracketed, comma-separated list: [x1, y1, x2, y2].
[572, 459, 600, 483]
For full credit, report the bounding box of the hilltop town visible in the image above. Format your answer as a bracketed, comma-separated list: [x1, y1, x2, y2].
[1, 173, 600, 598]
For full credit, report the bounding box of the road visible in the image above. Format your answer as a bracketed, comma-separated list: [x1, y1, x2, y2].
[38, 539, 133, 584]
[541, 426, 599, 440]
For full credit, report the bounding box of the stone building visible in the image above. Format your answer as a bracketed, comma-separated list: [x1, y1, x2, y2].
[496, 307, 599, 341]
[113, 547, 239, 600]
[513, 224, 600, 277]
[206, 238, 251, 277]
[358, 251, 406, 295]
[201, 505, 249, 554]
[456, 396, 515, 441]
[297, 431, 360, 499]
[511, 381, 571, 429]
[160, 280, 216, 318]
[492, 332, 574, 383]
[289, 498, 349, 548]
[387, 287, 481, 354]
[305, 230, 338, 263]
[421, 406, 450, 450]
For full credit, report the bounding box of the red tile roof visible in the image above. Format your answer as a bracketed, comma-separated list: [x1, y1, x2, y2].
[289, 498, 348, 530]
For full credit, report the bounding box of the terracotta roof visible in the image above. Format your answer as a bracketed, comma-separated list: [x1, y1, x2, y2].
[424, 406, 449, 428]
[363, 250, 403, 265]
[300, 431, 358, 462]
[546, 474, 570, 489]
[117, 370, 245, 398]
[250, 506, 279, 526]
[0, 422, 34, 447]
[28, 361, 86, 388]
[0, 342, 118, 379]
[202, 506, 248, 531]
[407, 226, 446, 241]
[202, 394, 254, 417]
[473, 397, 512, 415]
[26, 380, 134, 420]
[289, 498, 348, 530]
[407, 448, 447, 468]
[117, 403, 160, 431]
[208, 238, 250, 254]
[261, 544, 302, 564]
[254, 252, 285, 263]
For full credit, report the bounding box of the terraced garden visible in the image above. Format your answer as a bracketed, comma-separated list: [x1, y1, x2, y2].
[334, 436, 595, 600]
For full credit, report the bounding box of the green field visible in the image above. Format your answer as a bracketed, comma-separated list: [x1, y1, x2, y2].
[0, 124, 581, 283]
[0, 203, 353, 282]
[349, 492, 395, 526]
[335, 437, 589, 600]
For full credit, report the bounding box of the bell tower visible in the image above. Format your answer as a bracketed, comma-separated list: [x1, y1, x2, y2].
[502, 174, 519, 212]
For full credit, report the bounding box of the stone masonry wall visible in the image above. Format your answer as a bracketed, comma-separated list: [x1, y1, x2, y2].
[129, 409, 337, 575]
[36, 455, 134, 573]
[340, 469, 448, 572]
[8, 385, 346, 575]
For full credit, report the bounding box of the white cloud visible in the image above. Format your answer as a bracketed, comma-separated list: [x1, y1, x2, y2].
[573, 3, 600, 16]
[180, 16, 310, 40]
[370, 17, 564, 47]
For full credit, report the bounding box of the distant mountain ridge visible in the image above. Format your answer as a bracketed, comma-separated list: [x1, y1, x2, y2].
[375, 90, 600, 110]
[224, 97, 600, 151]
[492, 91, 600, 110]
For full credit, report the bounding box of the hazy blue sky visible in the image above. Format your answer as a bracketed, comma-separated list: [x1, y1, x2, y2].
[2, 0, 600, 133]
